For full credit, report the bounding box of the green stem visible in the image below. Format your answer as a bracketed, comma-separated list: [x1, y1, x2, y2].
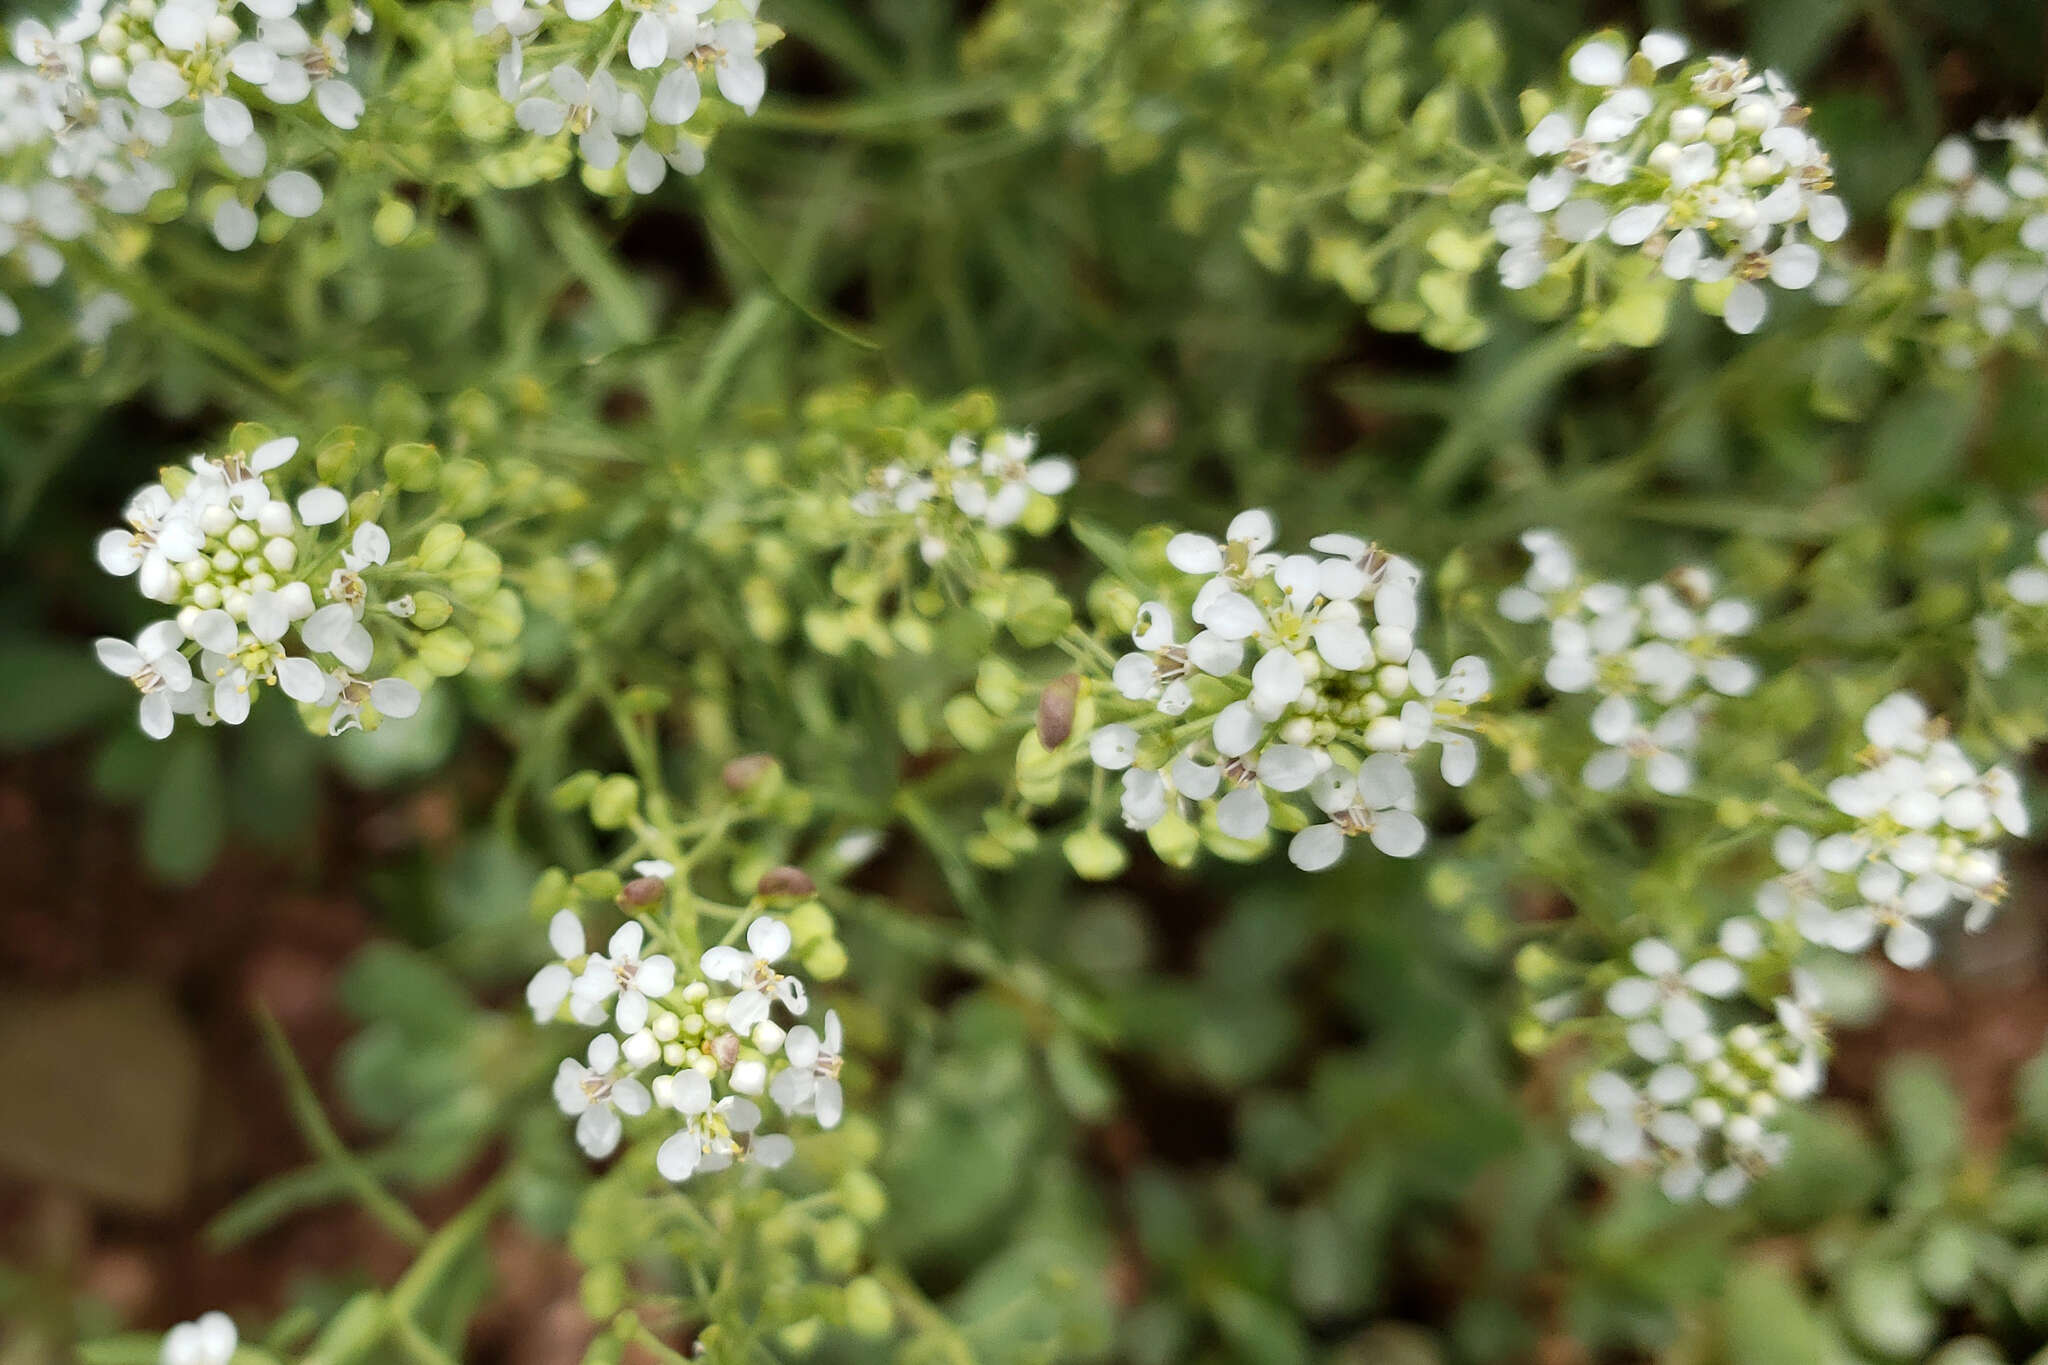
[255, 1009, 429, 1248]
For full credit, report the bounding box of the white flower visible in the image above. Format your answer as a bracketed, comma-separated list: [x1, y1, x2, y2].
[553, 1033, 652, 1158]
[949, 429, 1073, 529]
[1167, 508, 1276, 580]
[1583, 695, 1699, 794]
[701, 917, 808, 1031]
[526, 908, 602, 1024]
[316, 667, 422, 735]
[655, 1081, 794, 1181]
[161, 1311, 238, 1365]
[573, 921, 678, 1033]
[770, 1007, 843, 1127]
[1605, 938, 1742, 1043]
[1091, 513, 1484, 872]
[1288, 754, 1425, 869]
[1504, 39, 1845, 333]
[95, 621, 197, 739]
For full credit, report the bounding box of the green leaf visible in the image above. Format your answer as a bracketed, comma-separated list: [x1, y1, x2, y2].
[1720, 1261, 1827, 1365]
[1839, 1258, 1938, 1358]
[1867, 385, 1976, 501]
[1882, 1055, 1963, 1176]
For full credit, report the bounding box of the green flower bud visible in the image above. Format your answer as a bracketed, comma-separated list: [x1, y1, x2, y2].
[448, 541, 504, 603]
[1436, 17, 1504, 87]
[804, 939, 848, 981]
[408, 591, 454, 630]
[1063, 826, 1128, 881]
[580, 1265, 627, 1320]
[1359, 72, 1408, 134]
[776, 1319, 823, 1354]
[942, 695, 997, 751]
[784, 901, 834, 948]
[472, 587, 524, 647]
[836, 1169, 888, 1225]
[843, 1277, 893, 1339]
[1310, 235, 1377, 302]
[530, 867, 571, 916]
[439, 459, 494, 518]
[573, 869, 623, 902]
[371, 196, 417, 247]
[418, 523, 467, 572]
[1409, 84, 1459, 153]
[551, 771, 602, 811]
[739, 576, 791, 644]
[588, 775, 640, 830]
[812, 1217, 862, 1274]
[415, 627, 473, 677]
[315, 428, 367, 485]
[1005, 574, 1073, 648]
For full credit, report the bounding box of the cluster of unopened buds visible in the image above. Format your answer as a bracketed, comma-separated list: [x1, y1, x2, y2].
[1761, 692, 2024, 969]
[0, 0, 368, 321]
[1495, 31, 1847, 333]
[481, 0, 774, 193]
[1499, 529, 1757, 796]
[849, 427, 1074, 565]
[1895, 120, 2048, 367]
[1571, 938, 1824, 1205]
[1087, 510, 1488, 871]
[531, 876, 841, 1181]
[93, 435, 420, 738]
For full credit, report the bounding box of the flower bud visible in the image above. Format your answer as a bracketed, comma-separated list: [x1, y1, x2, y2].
[721, 753, 782, 795]
[1036, 672, 1080, 749]
[618, 876, 666, 908]
[756, 865, 816, 899]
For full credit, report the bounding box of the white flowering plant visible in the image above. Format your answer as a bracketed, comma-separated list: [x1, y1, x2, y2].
[7, 1, 2048, 1363]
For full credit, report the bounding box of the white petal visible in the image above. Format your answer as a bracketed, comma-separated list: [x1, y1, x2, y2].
[275, 656, 325, 701]
[369, 678, 419, 718]
[1287, 823, 1345, 871]
[627, 12, 669, 69]
[1214, 786, 1269, 839]
[747, 916, 791, 962]
[1568, 39, 1626, 87]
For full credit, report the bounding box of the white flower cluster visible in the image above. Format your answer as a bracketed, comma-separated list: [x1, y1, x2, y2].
[1499, 529, 1757, 795]
[1088, 510, 1488, 872]
[1572, 938, 1824, 1205]
[849, 428, 1075, 564]
[160, 1311, 237, 1365]
[1495, 33, 1847, 334]
[93, 436, 420, 738]
[532, 892, 842, 1180]
[482, 0, 771, 194]
[1760, 692, 2024, 969]
[1899, 121, 2048, 367]
[0, 0, 366, 328]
